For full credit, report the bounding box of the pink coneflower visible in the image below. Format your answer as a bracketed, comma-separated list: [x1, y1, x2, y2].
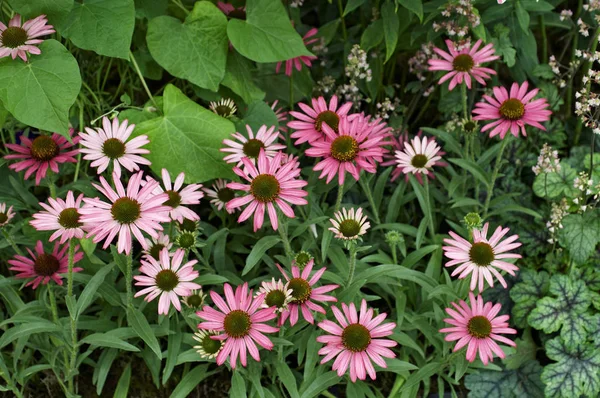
[226, 150, 308, 231]
[221, 125, 286, 166]
[317, 299, 397, 382]
[256, 278, 293, 313]
[428, 39, 499, 90]
[472, 81, 552, 139]
[143, 232, 172, 261]
[4, 130, 79, 185]
[145, 169, 203, 223]
[0, 203, 15, 227]
[440, 292, 517, 364]
[79, 171, 171, 254]
[277, 260, 339, 326]
[196, 283, 279, 369]
[306, 115, 388, 185]
[276, 28, 318, 77]
[288, 95, 353, 144]
[271, 100, 288, 139]
[8, 241, 83, 289]
[134, 248, 201, 315]
[202, 179, 236, 214]
[30, 191, 86, 243]
[382, 131, 409, 182]
[443, 223, 521, 292]
[79, 116, 151, 178]
[209, 98, 237, 118]
[0, 14, 55, 61]
[329, 208, 370, 241]
[394, 136, 443, 182]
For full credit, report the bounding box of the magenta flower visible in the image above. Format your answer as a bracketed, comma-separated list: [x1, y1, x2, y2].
[443, 223, 521, 292]
[276, 28, 318, 77]
[382, 131, 409, 182]
[428, 39, 499, 90]
[79, 171, 171, 254]
[288, 95, 353, 144]
[0, 203, 15, 227]
[134, 248, 201, 315]
[0, 14, 55, 61]
[4, 130, 79, 186]
[145, 169, 203, 223]
[226, 150, 308, 231]
[8, 241, 83, 289]
[30, 191, 86, 243]
[317, 299, 397, 382]
[196, 283, 279, 369]
[277, 260, 339, 326]
[440, 292, 517, 364]
[221, 125, 286, 167]
[473, 81, 552, 139]
[202, 179, 237, 214]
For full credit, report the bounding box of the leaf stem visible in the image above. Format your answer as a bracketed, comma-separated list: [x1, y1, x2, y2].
[346, 243, 357, 287]
[483, 137, 510, 218]
[66, 240, 78, 393]
[2, 228, 23, 256]
[129, 51, 160, 113]
[359, 177, 381, 224]
[126, 252, 133, 308]
[334, 181, 345, 213]
[337, 0, 348, 40]
[423, 177, 435, 240]
[277, 214, 293, 260]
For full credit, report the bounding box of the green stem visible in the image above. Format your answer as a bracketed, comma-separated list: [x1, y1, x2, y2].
[66, 240, 77, 393]
[74, 99, 84, 182]
[129, 51, 160, 113]
[391, 243, 397, 265]
[359, 178, 381, 224]
[2, 229, 23, 255]
[461, 82, 468, 120]
[346, 244, 357, 287]
[278, 216, 293, 260]
[423, 177, 435, 240]
[171, 0, 190, 15]
[337, 0, 348, 40]
[483, 138, 510, 218]
[126, 253, 133, 308]
[334, 181, 345, 213]
[591, 132, 596, 175]
[48, 179, 57, 199]
[289, 71, 294, 111]
[48, 283, 59, 323]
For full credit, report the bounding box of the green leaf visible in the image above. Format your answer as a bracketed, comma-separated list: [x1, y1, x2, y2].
[230, 371, 247, 397]
[397, 0, 422, 21]
[243, 236, 281, 275]
[381, 358, 418, 373]
[127, 306, 162, 358]
[465, 361, 545, 398]
[134, 0, 168, 19]
[299, 371, 339, 398]
[227, 0, 312, 63]
[147, 1, 228, 91]
[532, 163, 578, 198]
[510, 269, 550, 328]
[382, 2, 399, 62]
[449, 158, 490, 186]
[169, 365, 211, 398]
[0, 321, 62, 349]
[80, 332, 140, 352]
[400, 362, 442, 391]
[76, 263, 115, 318]
[8, 0, 74, 27]
[344, 0, 367, 15]
[134, 84, 236, 183]
[515, 2, 530, 34]
[360, 20, 384, 53]
[558, 213, 600, 265]
[222, 51, 265, 104]
[62, 0, 135, 59]
[162, 323, 182, 385]
[491, 24, 516, 67]
[274, 362, 299, 398]
[522, 0, 554, 12]
[113, 363, 132, 398]
[0, 40, 81, 136]
[240, 100, 279, 132]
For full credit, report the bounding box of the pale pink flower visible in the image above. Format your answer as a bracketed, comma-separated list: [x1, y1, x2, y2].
[202, 179, 237, 214]
[196, 283, 279, 369]
[4, 130, 79, 185]
[288, 95, 353, 144]
[443, 223, 521, 292]
[79, 116, 150, 178]
[0, 14, 55, 61]
[271, 100, 288, 139]
[317, 299, 397, 382]
[221, 125, 286, 166]
[144, 169, 203, 223]
[79, 171, 171, 254]
[30, 191, 86, 243]
[134, 248, 201, 315]
[142, 232, 173, 261]
[428, 39, 499, 90]
[256, 278, 293, 313]
[394, 135, 443, 180]
[226, 150, 308, 231]
[276, 28, 318, 77]
[472, 81, 552, 139]
[8, 241, 83, 289]
[440, 292, 517, 364]
[329, 207, 370, 241]
[0, 203, 16, 227]
[277, 260, 339, 326]
[382, 131, 409, 182]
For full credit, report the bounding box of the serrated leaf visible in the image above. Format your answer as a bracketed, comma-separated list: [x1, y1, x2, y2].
[532, 162, 578, 198]
[558, 213, 600, 265]
[510, 269, 550, 328]
[465, 361, 544, 398]
[243, 236, 281, 275]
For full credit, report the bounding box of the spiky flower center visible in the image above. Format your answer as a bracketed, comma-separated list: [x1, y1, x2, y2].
[30, 136, 59, 162]
[315, 110, 340, 133]
[34, 253, 60, 277]
[178, 232, 195, 249]
[148, 244, 165, 260]
[339, 219, 361, 238]
[110, 197, 141, 224]
[411, 154, 429, 168]
[186, 294, 204, 308]
[1, 27, 27, 49]
[464, 212, 482, 228]
[0, 213, 7, 224]
[164, 190, 182, 208]
[217, 187, 235, 203]
[469, 242, 495, 266]
[102, 138, 126, 159]
[242, 138, 265, 159]
[58, 208, 82, 229]
[215, 105, 233, 117]
[499, 98, 525, 120]
[223, 310, 251, 338]
[463, 120, 477, 133]
[265, 290, 287, 308]
[250, 174, 280, 203]
[467, 315, 492, 338]
[452, 54, 475, 72]
[179, 218, 197, 232]
[155, 269, 179, 291]
[331, 136, 359, 162]
[294, 251, 312, 269]
[341, 324, 371, 352]
[288, 277, 312, 304]
[202, 333, 222, 354]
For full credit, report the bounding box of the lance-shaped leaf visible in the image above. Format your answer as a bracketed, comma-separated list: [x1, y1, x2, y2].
[510, 269, 550, 328]
[464, 360, 545, 398]
[541, 337, 600, 398]
[528, 275, 593, 348]
[559, 213, 600, 265]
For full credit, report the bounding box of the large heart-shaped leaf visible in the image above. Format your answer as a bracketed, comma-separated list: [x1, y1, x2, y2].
[8, 0, 74, 27]
[134, 84, 235, 183]
[510, 269, 550, 328]
[465, 361, 544, 398]
[147, 1, 228, 91]
[61, 0, 135, 59]
[559, 213, 600, 265]
[227, 0, 312, 63]
[0, 40, 81, 136]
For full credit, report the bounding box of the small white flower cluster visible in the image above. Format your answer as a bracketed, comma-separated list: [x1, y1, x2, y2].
[577, 18, 591, 36]
[337, 82, 364, 104]
[289, 0, 304, 7]
[548, 55, 578, 88]
[375, 97, 400, 120]
[575, 69, 600, 132]
[583, 0, 600, 12]
[560, 9, 574, 21]
[312, 37, 328, 57]
[532, 143, 561, 175]
[574, 171, 594, 194]
[433, 0, 481, 38]
[546, 198, 569, 244]
[315, 75, 336, 95]
[345, 44, 372, 82]
[409, 42, 438, 82]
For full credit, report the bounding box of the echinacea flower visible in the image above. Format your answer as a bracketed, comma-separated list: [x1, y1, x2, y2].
[0, 203, 15, 227]
[271, 100, 288, 139]
[443, 223, 521, 292]
[4, 130, 79, 185]
[183, 289, 207, 309]
[317, 299, 397, 382]
[0, 14, 55, 61]
[203, 179, 237, 214]
[293, 251, 313, 269]
[428, 39, 499, 90]
[277, 260, 339, 326]
[176, 230, 198, 250]
[79, 171, 171, 254]
[257, 278, 293, 313]
[382, 131, 409, 182]
[134, 248, 201, 315]
[221, 125, 286, 166]
[440, 292, 517, 364]
[394, 135, 443, 179]
[276, 28, 318, 77]
[472, 81, 552, 139]
[193, 330, 224, 359]
[209, 98, 237, 118]
[306, 115, 388, 185]
[288, 95, 353, 144]
[143, 232, 172, 261]
[196, 283, 279, 369]
[30, 191, 86, 243]
[145, 169, 203, 223]
[226, 150, 308, 231]
[329, 208, 370, 241]
[79, 116, 150, 178]
[8, 241, 83, 289]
